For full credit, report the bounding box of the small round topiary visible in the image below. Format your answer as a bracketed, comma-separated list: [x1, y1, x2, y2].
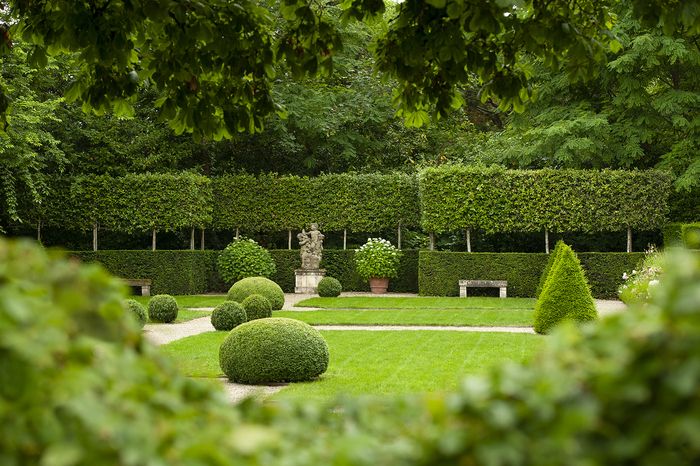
[217, 238, 276, 284]
[124, 299, 147, 328]
[241, 294, 272, 321]
[148, 294, 178, 323]
[211, 301, 247, 331]
[317, 276, 342, 297]
[219, 317, 329, 384]
[227, 276, 285, 310]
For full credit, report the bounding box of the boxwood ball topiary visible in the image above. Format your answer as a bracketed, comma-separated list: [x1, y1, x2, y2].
[211, 301, 247, 331]
[219, 317, 329, 384]
[241, 294, 272, 321]
[148, 294, 178, 323]
[124, 299, 147, 328]
[227, 276, 285, 310]
[317, 277, 342, 297]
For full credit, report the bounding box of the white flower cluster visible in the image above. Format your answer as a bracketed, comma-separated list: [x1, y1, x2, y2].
[356, 237, 397, 253]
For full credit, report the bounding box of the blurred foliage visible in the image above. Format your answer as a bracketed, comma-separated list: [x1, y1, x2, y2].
[619, 245, 664, 304]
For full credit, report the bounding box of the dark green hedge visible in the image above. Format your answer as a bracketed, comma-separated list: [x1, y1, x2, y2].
[419, 166, 672, 234]
[419, 251, 645, 299]
[663, 223, 700, 248]
[71, 251, 213, 295]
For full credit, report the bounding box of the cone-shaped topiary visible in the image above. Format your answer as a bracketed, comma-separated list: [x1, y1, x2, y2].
[148, 294, 178, 323]
[535, 240, 566, 298]
[219, 317, 329, 384]
[211, 301, 247, 331]
[242, 294, 272, 321]
[123, 299, 147, 328]
[227, 276, 285, 310]
[317, 277, 342, 297]
[534, 243, 598, 334]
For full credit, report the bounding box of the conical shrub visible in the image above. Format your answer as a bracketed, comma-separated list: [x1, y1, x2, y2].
[535, 240, 566, 298]
[534, 243, 597, 334]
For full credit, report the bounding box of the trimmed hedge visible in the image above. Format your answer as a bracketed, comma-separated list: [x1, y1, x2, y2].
[533, 243, 598, 334]
[123, 299, 147, 328]
[148, 295, 178, 323]
[419, 251, 645, 298]
[419, 166, 671, 234]
[71, 250, 213, 295]
[663, 223, 700, 248]
[211, 301, 247, 331]
[219, 317, 329, 384]
[228, 277, 285, 310]
[217, 238, 276, 284]
[317, 277, 342, 297]
[241, 294, 272, 321]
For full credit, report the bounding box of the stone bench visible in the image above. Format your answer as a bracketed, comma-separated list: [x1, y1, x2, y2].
[122, 278, 152, 296]
[459, 280, 507, 298]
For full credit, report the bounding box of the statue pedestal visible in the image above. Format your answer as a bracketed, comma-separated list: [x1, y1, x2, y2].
[295, 269, 326, 294]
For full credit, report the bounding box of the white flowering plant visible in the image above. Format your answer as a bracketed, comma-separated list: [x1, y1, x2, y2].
[619, 245, 664, 304]
[354, 238, 402, 280]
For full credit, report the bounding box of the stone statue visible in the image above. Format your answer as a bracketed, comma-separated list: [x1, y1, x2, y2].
[298, 223, 324, 270]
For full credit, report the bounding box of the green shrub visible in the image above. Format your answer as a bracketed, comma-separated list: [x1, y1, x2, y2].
[664, 222, 700, 249]
[124, 299, 147, 328]
[148, 294, 178, 323]
[354, 238, 402, 280]
[211, 301, 247, 331]
[227, 276, 285, 310]
[241, 294, 272, 321]
[217, 238, 276, 284]
[535, 241, 565, 298]
[219, 317, 329, 384]
[619, 246, 664, 304]
[533, 243, 597, 333]
[317, 276, 342, 297]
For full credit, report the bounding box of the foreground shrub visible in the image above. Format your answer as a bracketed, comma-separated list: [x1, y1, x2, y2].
[227, 276, 285, 310]
[148, 294, 178, 323]
[534, 243, 597, 333]
[124, 299, 147, 327]
[217, 238, 276, 284]
[219, 317, 329, 384]
[619, 245, 663, 304]
[211, 301, 247, 331]
[317, 277, 342, 297]
[241, 294, 272, 321]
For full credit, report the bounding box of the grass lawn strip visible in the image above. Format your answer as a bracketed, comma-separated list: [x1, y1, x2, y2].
[274, 308, 533, 327]
[294, 296, 535, 310]
[159, 330, 543, 401]
[133, 295, 227, 308]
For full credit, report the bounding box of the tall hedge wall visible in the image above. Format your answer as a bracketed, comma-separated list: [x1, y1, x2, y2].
[72, 249, 419, 295]
[419, 166, 672, 234]
[418, 251, 645, 299]
[211, 173, 420, 232]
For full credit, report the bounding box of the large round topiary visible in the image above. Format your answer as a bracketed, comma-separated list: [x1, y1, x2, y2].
[217, 238, 276, 284]
[241, 294, 272, 321]
[533, 243, 598, 334]
[227, 276, 285, 310]
[124, 299, 147, 328]
[211, 301, 247, 331]
[219, 317, 329, 384]
[317, 276, 342, 297]
[148, 294, 178, 323]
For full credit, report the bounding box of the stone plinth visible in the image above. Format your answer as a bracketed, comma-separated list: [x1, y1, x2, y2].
[295, 269, 326, 294]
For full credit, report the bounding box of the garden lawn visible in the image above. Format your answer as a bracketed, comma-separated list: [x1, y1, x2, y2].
[133, 294, 227, 308]
[294, 296, 535, 310]
[274, 309, 533, 326]
[160, 330, 543, 401]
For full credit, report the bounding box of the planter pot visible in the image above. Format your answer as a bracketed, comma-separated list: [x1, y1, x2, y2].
[368, 277, 390, 294]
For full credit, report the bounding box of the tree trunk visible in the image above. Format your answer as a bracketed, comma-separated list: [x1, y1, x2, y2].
[190, 227, 195, 250]
[37, 220, 42, 243]
[343, 229, 347, 250]
[397, 222, 402, 250]
[545, 228, 550, 254]
[429, 232, 435, 251]
[152, 228, 157, 251]
[200, 228, 205, 250]
[627, 226, 632, 253]
[92, 223, 98, 251]
[466, 228, 471, 253]
[288, 229, 292, 250]
[235, 227, 239, 240]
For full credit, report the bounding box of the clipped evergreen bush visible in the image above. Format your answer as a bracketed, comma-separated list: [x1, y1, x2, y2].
[535, 241, 566, 298]
[148, 294, 178, 323]
[317, 276, 342, 297]
[123, 299, 147, 328]
[211, 301, 247, 331]
[219, 317, 329, 384]
[242, 294, 272, 321]
[227, 276, 285, 310]
[217, 238, 276, 284]
[534, 243, 597, 334]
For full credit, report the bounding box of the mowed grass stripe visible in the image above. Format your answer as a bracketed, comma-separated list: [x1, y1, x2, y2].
[274, 309, 533, 327]
[295, 296, 536, 310]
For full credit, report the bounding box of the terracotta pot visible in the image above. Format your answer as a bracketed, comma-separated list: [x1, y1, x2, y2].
[368, 277, 389, 294]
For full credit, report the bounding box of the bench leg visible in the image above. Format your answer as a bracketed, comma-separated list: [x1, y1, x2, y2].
[459, 286, 467, 298]
[142, 285, 150, 297]
[499, 287, 507, 298]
